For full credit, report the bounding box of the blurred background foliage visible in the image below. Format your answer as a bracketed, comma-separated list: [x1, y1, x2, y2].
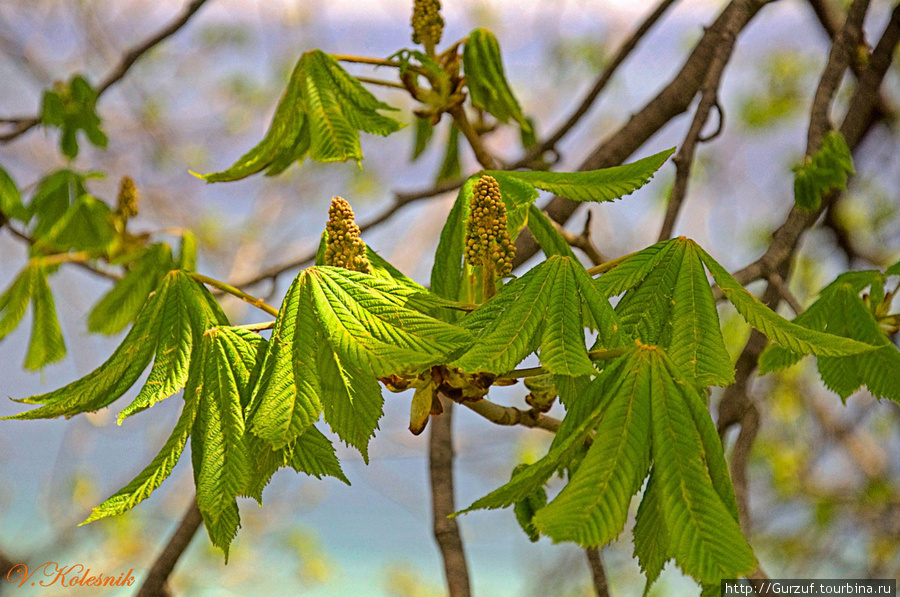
[0, 0, 899, 595]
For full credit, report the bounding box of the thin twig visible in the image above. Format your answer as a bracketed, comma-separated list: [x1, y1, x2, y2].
[550, 212, 605, 266]
[355, 76, 407, 90]
[585, 547, 611, 597]
[136, 498, 203, 597]
[3, 224, 121, 281]
[513, 0, 775, 270]
[0, 0, 211, 144]
[766, 272, 803, 315]
[513, 0, 680, 169]
[429, 396, 472, 597]
[449, 105, 499, 170]
[189, 272, 279, 317]
[657, 21, 739, 241]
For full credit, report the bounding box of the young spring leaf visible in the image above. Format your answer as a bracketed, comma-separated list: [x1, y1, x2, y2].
[0, 164, 26, 221]
[87, 244, 175, 335]
[647, 347, 756, 582]
[37, 194, 116, 254]
[760, 276, 900, 403]
[26, 169, 91, 238]
[489, 147, 675, 204]
[632, 469, 671, 593]
[525, 204, 579, 261]
[435, 123, 461, 183]
[696, 244, 875, 357]
[23, 266, 66, 370]
[6, 270, 226, 421]
[0, 265, 66, 370]
[531, 348, 653, 546]
[463, 28, 530, 131]
[411, 115, 434, 161]
[793, 130, 854, 211]
[191, 327, 265, 559]
[199, 50, 402, 182]
[510, 465, 548, 542]
[40, 75, 108, 159]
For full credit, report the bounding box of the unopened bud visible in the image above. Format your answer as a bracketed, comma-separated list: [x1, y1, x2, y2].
[324, 196, 371, 274]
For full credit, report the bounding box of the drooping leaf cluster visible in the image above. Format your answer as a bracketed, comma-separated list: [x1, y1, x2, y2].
[759, 267, 900, 403]
[40, 75, 108, 159]
[198, 50, 403, 182]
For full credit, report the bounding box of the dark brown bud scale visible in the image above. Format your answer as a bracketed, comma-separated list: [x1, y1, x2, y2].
[465, 175, 515, 276]
[324, 196, 371, 274]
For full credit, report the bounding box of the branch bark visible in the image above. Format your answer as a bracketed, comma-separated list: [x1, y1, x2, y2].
[136, 498, 203, 597]
[513, 0, 775, 268]
[429, 397, 471, 597]
[585, 547, 611, 597]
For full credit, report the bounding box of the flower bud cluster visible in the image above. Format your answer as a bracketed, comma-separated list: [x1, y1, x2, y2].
[465, 175, 515, 276]
[324, 196, 371, 274]
[411, 0, 443, 48]
[116, 176, 139, 218]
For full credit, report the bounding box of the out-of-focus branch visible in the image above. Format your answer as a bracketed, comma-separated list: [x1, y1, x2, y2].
[766, 272, 803, 315]
[514, 0, 775, 268]
[429, 397, 471, 597]
[657, 10, 739, 241]
[136, 498, 203, 597]
[585, 548, 610, 597]
[0, 0, 211, 144]
[513, 0, 680, 169]
[2, 223, 121, 281]
[551, 211, 605, 266]
[449, 105, 499, 170]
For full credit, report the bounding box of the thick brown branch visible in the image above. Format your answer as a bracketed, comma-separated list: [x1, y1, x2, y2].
[0, 0, 211, 144]
[513, 0, 680, 168]
[461, 398, 561, 433]
[429, 397, 471, 597]
[449, 105, 499, 170]
[807, 0, 870, 154]
[136, 498, 203, 597]
[514, 0, 774, 268]
[551, 211, 606, 266]
[585, 548, 611, 597]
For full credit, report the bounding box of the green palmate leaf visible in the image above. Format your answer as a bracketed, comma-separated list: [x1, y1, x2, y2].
[491, 148, 675, 204]
[6, 270, 224, 421]
[667, 240, 734, 387]
[603, 238, 732, 387]
[37, 194, 116, 254]
[80, 395, 199, 525]
[199, 50, 401, 182]
[760, 278, 900, 403]
[463, 28, 530, 131]
[23, 266, 66, 370]
[511, 465, 548, 542]
[793, 130, 854, 211]
[886, 260, 900, 277]
[457, 256, 625, 376]
[26, 169, 92, 237]
[532, 349, 652, 546]
[243, 426, 349, 504]
[250, 277, 322, 448]
[647, 347, 756, 583]
[697, 244, 875, 357]
[116, 271, 228, 423]
[190, 327, 265, 559]
[178, 230, 197, 272]
[633, 470, 671, 593]
[365, 246, 423, 292]
[411, 116, 434, 161]
[88, 244, 175, 335]
[431, 178, 474, 303]
[316, 339, 383, 461]
[458, 354, 630, 515]
[0, 266, 34, 341]
[40, 75, 107, 159]
[594, 240, 674, 298]
[0, 164, 26, 221]
[526, 204, 578, 261]
[310, 267, 472, 375]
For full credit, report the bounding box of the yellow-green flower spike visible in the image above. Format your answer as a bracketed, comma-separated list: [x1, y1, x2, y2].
[411, 0, 443, 49]
[325, 196, 371, 274]
[465, 175, 515, 276]
[116, 176, 139, 218]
